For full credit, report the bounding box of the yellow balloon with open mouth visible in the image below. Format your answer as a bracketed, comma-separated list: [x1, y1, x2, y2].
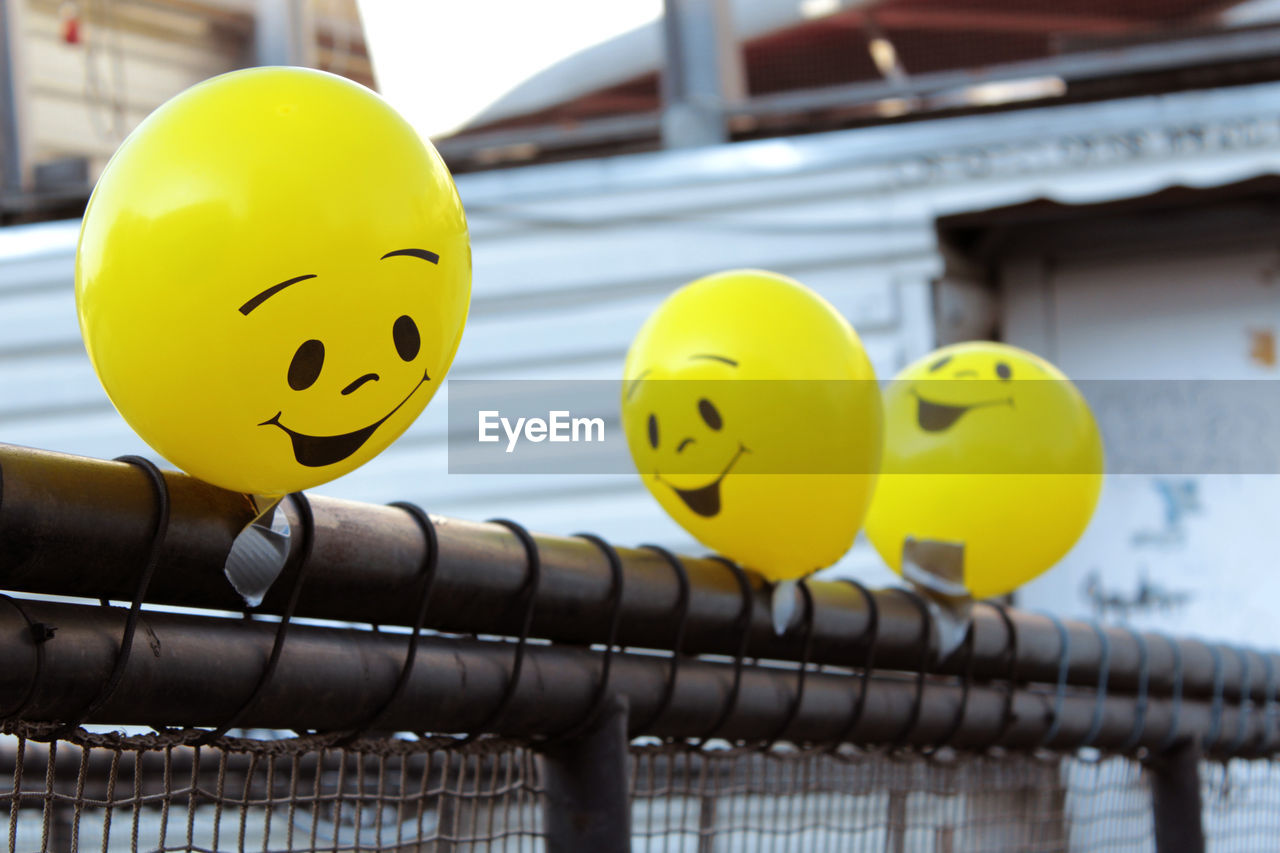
[76, 67, 470, 496]
[865, 341, 1104, 599]
[622, 270, 882, 580]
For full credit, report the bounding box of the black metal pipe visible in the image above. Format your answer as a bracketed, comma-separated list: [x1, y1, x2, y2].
[541, 694, 632, 853]
[0, 598, 1274, 756]
[0, 444, 1271, 711]
[1148, 740, 1206, 853]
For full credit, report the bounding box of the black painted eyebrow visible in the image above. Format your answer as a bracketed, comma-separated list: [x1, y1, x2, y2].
[627, 355, 736, 400]
[626, 370, 652, 401]
[690, 354, 738, 367]
[239, 274, 317, 315]
[928, 355, 953, 372]
[382, 248, 440, 263]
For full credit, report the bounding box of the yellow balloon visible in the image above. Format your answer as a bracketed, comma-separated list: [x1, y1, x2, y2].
[76, 68, 470, 496]
[622, 270, 881, 580]
[865, 342, 1104, 599]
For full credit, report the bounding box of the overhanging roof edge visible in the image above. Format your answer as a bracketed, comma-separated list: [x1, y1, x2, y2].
[455, 79, 1280, 212]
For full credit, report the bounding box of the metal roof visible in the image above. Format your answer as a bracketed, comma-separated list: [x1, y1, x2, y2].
[442, 0, 1278, 170]
[473, 0, 1252, 127]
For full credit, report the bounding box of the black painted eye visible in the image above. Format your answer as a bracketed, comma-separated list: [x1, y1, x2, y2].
[647, 414, 659, 449]
[996, 361, 1012, 380]
[288, 339, 324, 390]
[698, 399, 722, 430]
[393, 315, 420, 362]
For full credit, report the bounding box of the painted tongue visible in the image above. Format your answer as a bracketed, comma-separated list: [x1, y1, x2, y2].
[674, 480, 722, 517]
[916, 398, 969, 432]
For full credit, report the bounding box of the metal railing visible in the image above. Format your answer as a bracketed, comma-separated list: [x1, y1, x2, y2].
[0, 442, 1277, 851]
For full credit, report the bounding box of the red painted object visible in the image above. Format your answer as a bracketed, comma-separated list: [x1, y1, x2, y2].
[60, 5, 81, 45]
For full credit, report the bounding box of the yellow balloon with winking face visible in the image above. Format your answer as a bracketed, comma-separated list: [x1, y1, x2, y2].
[865, 341, 1104, 599]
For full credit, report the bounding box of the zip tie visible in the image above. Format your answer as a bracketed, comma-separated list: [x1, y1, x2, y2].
[1116, 629, 1150, 754]
[889, 587, 933, 751]
[1258, 654, 1278, 754]
[1079, 623, 1111, 748]
[1037, 613, 1071, 749]
[827, 579, 879, 749]
[0, 595, 48, 722]
[50, 455, 171, 738]
[924, 623, 975, 756]
[633, 545, 691, 738]
[460, 518, 542, 742]
[197, 491, 316, 746]
[330, 501, 440, 745]
[545, 532, 626, 742]
[692, 556, 753, 747]
[1202, 644, 1226, 752]
[976, 603, 1019, 753]
[761, 579, 815, 750]
[1157, 636, 1185, 753]
[1225, 647, 1253, 756]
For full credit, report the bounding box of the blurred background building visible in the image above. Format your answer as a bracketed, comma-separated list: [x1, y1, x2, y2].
[4, 0, 1280, 644]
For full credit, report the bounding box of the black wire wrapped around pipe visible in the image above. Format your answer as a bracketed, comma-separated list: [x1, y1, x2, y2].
[0, 598, 1272, 756]
[0, 442, 1272, 709]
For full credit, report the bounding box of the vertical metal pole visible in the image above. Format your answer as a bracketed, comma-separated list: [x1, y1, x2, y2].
[540, 695, 631, 853]
[1034, 783, 1069, 850]
[660, 0, 744, 149]
[1147, 741, 1205, 853]
[697, 791, 717, 853]
[0, 0, 30, 198]
[435, 753, 460, 853]
[255, 0, 315, 67]
[886, 789, 907, 853]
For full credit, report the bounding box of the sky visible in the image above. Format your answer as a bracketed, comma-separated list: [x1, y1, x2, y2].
[355, 0, 846, 139]
[356, 0, 665, 138]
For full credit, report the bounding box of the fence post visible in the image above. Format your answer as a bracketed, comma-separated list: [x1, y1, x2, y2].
[886, 789, 907, 853]
[540, 694, 631, 853]
[1147, 740, 1205, 853]
[697, 789, 717, 853]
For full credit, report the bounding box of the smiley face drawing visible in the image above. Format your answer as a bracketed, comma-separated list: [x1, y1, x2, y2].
[76, 68, 470, 495]
[622, 270, 882, 581]
[865, 341, 1104, 599]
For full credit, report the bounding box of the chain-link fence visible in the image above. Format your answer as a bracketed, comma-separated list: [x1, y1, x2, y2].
[6, 727, 1280, 852]
[1, 729, 544, 853]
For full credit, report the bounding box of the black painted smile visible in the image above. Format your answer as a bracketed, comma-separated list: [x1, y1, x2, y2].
[262, 367, 430, 467]
[913, 390, 1011, 432]
[661, 443, 748, 518]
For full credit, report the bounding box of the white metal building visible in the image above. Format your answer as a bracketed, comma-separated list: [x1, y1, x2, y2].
[5, 78, 1280, 643]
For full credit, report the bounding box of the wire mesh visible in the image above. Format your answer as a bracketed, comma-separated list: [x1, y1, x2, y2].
[1, 729, 545, 853]
[1059, 756, 1155, 852]
[1202, 758, 1280, 851]
[629, 747, 1280, 852]
[631, 744, 1070, 853]
[7, 728, 1280, 852]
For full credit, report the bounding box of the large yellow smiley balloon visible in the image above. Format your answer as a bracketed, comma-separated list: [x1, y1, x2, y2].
[622, 270, 882, 580]
[76, 68, 470, 496]
[865, 342, 1103, 599]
